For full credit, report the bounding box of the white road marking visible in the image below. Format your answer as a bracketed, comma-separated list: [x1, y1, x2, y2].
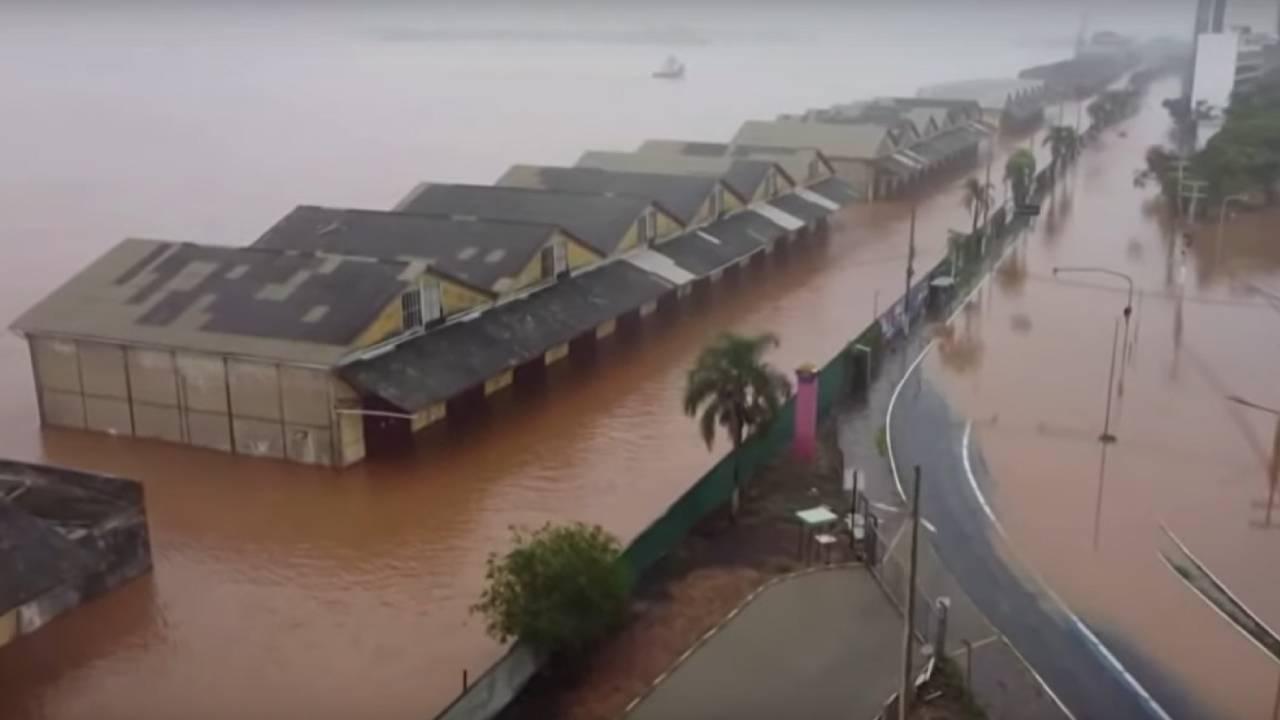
[962, 421, 1173, 720]
[883, 232, 1171, 720]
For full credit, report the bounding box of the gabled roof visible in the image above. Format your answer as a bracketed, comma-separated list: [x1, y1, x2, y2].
[341, 261, 673, 412]
[636, 139, 838, 188]
[495, 165, 731, 225]
[917, 78, 1045, 112]
[395, 183, 657, 257]
[877, 97, 984, 118]
[654, 212, 789, 277]
[11, 239, 411, 365]
[732, 120, 895, 160]
[254, 205, 577, 294]
[574, 151, 785, 200]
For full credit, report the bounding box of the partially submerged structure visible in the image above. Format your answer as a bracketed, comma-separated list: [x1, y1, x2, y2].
[1, 459, 151, 647]
[917, 78, 1047, 133]
[785, 97, 991, 195]
[11, 240, 417, 466]
[572, 152, 795, 202]
[730, 119, 901, 200]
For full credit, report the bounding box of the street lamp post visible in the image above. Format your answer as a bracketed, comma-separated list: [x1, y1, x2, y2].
[1226, 394, 1280, 526]
[1216, 194, 1248, 264]
[1052, 266, 1135, 393]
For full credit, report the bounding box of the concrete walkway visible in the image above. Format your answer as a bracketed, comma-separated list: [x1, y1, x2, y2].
[627, 568, 902, 720]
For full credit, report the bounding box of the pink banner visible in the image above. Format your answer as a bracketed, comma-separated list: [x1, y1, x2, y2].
[793, 366, 818, 461]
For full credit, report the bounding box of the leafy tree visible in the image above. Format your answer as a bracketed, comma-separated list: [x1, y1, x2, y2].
[473, 523, 630, 656]
[683, 332, 790, 514]
[1004, 148, 1037, 207]
[1043, 125, 1081, 178]
[961, 177, 994, 236]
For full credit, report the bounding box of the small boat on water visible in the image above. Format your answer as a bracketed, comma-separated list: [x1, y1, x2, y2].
[653, 55, 685, 80]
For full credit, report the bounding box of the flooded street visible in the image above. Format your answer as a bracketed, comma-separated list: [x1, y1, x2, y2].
[930, 78, 1280, 718]
[0, 3, 1254, 719]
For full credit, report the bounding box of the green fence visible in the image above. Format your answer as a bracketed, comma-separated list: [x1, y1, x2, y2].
[437, 177, 1053, 720]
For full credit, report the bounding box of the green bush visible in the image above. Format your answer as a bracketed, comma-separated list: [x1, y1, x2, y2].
[473, 522, 631, 655]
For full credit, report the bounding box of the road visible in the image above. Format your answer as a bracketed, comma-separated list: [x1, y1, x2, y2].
[881, 75, 1280, 719]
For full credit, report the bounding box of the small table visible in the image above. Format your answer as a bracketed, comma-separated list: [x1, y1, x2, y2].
[796, 505, 840, 561]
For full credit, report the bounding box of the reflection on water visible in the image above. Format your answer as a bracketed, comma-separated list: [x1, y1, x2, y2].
[931, 76, 1280, 719]
[0, 4, 1097, 716]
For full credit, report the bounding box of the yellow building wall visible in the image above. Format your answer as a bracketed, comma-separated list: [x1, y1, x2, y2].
[353, 274, 492, 347]
[654, 210, 682, 241]
[617, 222, 641, 253]
[0, 609, 15, 647]
[440, 277, 490, 315]
[510, 251, 546, 292]
[722, 186, 744, 213]
[353, 297, 404, 347]
[565, 234, 601, 269]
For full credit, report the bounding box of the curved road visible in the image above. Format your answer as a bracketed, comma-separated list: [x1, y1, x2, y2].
[888, 365, 1178, 719]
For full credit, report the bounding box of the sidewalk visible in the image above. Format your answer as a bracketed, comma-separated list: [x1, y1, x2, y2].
[834, 235, 1072, 720]
[626, 568, 903, 720]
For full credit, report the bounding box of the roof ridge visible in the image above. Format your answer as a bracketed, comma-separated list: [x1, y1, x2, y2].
[292, 204, 561, 232]
[420, 182, 655, 205]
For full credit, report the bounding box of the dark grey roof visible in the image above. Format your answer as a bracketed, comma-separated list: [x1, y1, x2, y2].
[0, 459, 146, 614]
[808, 177, 861, 205]
[908, 127, 982, 165]
[0, 503, 91, 611]
[769, 194, 831, 224]
[12, 239, 412, 365]
[504, 166, 721, 225]
[655, 212, 787, 276]
[681, 141, 733, 157]
[397, 183, 652, 256]
[721, 160, 773, 199]
[254, 206, 567, 293]
[877, 153, 918, 179]
[342, 261, 673, 411]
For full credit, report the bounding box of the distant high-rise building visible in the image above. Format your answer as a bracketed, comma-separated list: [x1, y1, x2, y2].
[1195, 0, 1229, 34]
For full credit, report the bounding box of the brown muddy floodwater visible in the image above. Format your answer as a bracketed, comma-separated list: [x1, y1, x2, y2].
[931, 77, 1280, 718]
[0, 3, 1229, 719]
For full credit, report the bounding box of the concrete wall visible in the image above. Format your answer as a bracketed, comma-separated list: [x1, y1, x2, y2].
[27, 334, 346, 467]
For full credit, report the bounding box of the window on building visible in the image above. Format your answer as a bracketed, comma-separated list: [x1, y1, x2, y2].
[401, 279, 443, 330]
[540, 245, 555, 279]
[421, 278, 442, 323]
[540, 240, 569, 279]
[764, 172, 777, 198]
[401, 288, 423, 329]
[808, 157, 822, 180]
[641, 210, 657, 244]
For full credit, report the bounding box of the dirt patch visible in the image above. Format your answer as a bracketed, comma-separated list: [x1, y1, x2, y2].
[499, 424, 852, 720]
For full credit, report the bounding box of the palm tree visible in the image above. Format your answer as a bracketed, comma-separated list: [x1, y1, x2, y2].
[1043, 125, 1080, 178]
[1003, 148, 1036, 208]
[961, 177, 994, 237]
[684, 332, 791, 516]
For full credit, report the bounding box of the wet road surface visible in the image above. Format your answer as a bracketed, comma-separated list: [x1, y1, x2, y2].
[922, 77, 1280, 719]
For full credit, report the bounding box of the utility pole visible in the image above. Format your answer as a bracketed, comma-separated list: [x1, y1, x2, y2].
[981, 141, 994, 256]
[899, 466, 923, 720]
[1100, 317, 1120, 445]
[1184, 179, 1208, 222]
[904, 205, 917, 335]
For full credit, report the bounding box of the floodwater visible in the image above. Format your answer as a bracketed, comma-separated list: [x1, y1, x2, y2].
[0, 2, 1241, 719]
[929, 78, 1280, 718]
